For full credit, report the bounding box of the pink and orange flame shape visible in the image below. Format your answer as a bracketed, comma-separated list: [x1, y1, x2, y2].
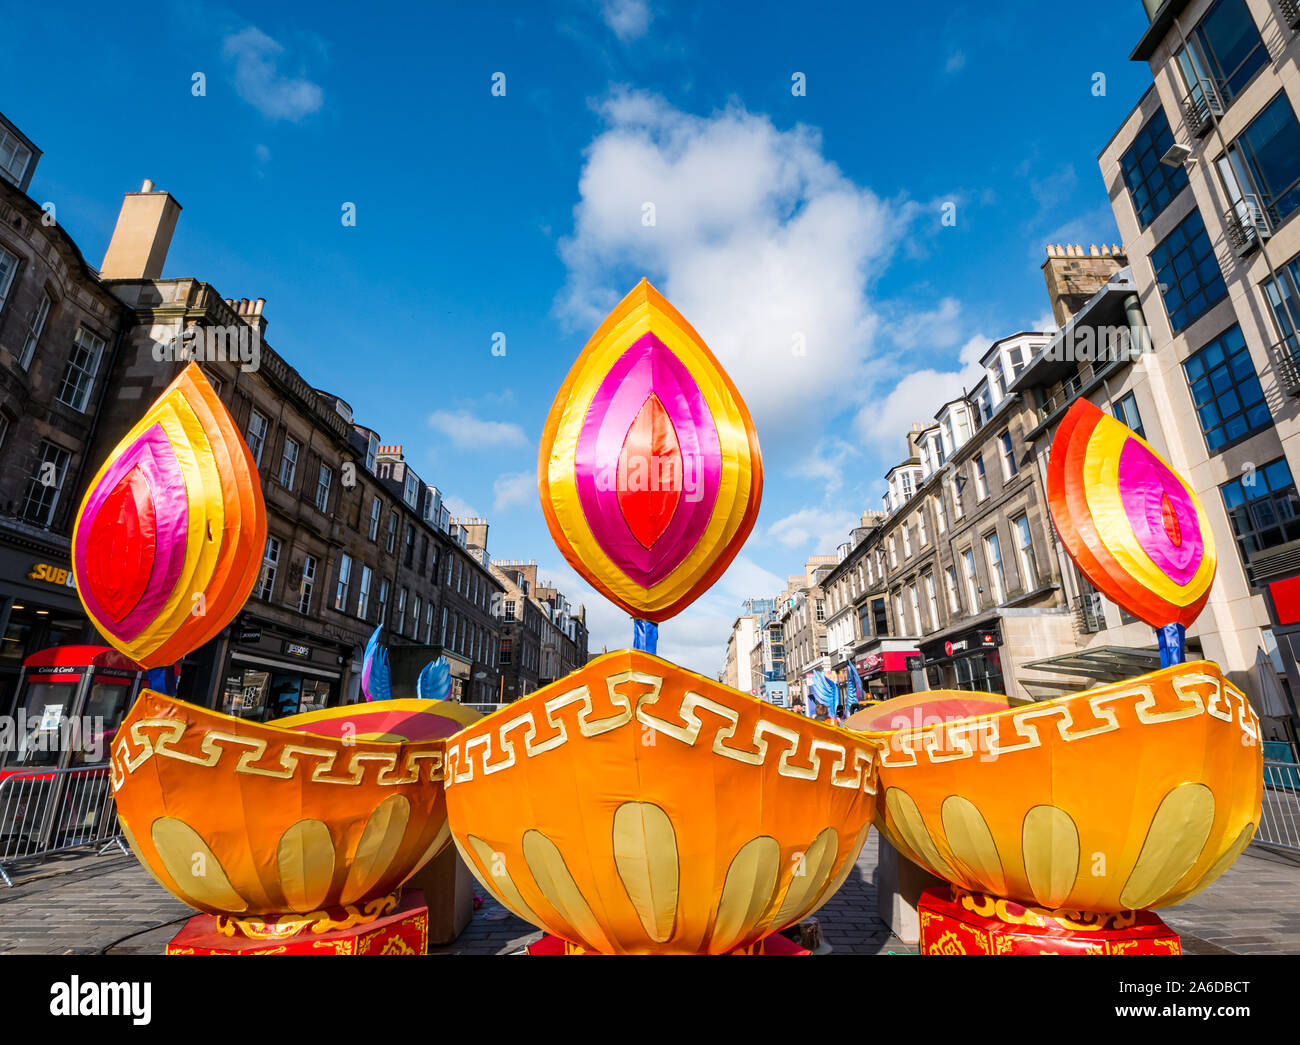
[72, 363, 266, 667]
[1047, 398, 1216, 628]
[538, 279, 763, 622]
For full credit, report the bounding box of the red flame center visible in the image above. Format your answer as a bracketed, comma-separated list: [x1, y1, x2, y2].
[1161, 491, 1182, 547]
[617, 395, 683, 550]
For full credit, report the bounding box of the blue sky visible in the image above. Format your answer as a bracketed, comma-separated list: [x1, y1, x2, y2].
[3, 0, 1156, 674]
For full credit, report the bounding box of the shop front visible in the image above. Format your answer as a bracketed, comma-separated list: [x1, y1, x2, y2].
[0, 545, 97, 720]
[219, 617, 351, 721]
[920, 622, 1005, 694]
[855, 644, 921, 702]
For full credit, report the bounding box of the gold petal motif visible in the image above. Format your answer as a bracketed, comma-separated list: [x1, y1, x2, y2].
[771, 827, 838, 930]
[941, 795, 1005, 895]
[1159, 821, 1254, 907]
[713, 836, 781, 952]
[459, 834, 538, 923]
[276, 819, 337, 913]
[803, 821, 872, 920]
[150, 816, 249, 913]
[885, 787, 956, 880]
[1021, 805, 1080, 909]
[611, 802, 680, 944]
[522, 829, 612, 952]
[341, 794, 410, 904]
[1120, 782, 1215, 909]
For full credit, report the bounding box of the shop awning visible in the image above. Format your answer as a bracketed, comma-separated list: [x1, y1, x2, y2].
[231, 651, 341, 680]
[1020, 645, 1163, 684]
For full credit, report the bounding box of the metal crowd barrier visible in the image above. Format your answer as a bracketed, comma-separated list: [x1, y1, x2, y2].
[1254, 760, 1300, 853]
[0, 765, 128, 887]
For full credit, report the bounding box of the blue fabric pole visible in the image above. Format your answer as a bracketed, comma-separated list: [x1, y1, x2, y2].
[633, 619, 658, 654]
[1157, 623, 1186, 667]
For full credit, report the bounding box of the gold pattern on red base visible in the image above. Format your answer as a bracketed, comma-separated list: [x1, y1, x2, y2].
[166, 891, 429, 955]
[918, 886, 1181, 955]
[214, 894, 401, 939]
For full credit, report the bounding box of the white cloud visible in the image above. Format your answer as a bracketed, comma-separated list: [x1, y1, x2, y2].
[851, 333, 990, 462]
[223, 27, 324, 121]
[254, 143, 271, 163]
[442, 494, 481, 520]
[882, 295, 965, 353]
[428, 410, 528, 449]
[945, 50, 967, 74]
[600, 0, 651, 41]
[792, 437, 856, 497]
[767, 507, 860, 553]
[557, 89, 914, 435]
[492, 471, 536, 512]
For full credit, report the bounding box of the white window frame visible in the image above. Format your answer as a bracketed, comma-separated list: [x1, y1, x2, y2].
[1014, 514, 1038, 591]
[0, 246, 17, 315]
[984, 531, 1006, 604]
[973, 454, 989, 501]
[962, 548, 979, 609]
[57, 327, 105, 412]
[358, 565, 373, 618]
[944, 566, 961, 614]
[257, 537, 281, 600]
[1000, 430, 1018, 481]
[19, 291, 50, 369]
[247, 410, 268, 466]
[299, 555, 317, 615]
[334, 554, 352, 611]
[315, 463, 332, 512]
[0, 130, 33, 188]
[280, 436, 300, 489]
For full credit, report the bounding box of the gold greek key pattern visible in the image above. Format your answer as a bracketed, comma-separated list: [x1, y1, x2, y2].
[446, 669, 876, 794]
[878, 671, 1258, 770]
[110, 718, 445, 791]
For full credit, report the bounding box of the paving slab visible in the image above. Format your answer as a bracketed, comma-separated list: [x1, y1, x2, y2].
[1, 838, 1297, 955]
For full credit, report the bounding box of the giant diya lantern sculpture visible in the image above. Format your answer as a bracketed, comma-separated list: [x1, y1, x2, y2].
[865, 399, 1263, 954]
[73, 363, 479, 955]
[442, 279, 880, 954]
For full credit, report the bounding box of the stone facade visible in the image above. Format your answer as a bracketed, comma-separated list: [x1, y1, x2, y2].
[0, 154, 128, 711]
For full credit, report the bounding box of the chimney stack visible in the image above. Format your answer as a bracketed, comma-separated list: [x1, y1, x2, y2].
[100, 180, 182, 280]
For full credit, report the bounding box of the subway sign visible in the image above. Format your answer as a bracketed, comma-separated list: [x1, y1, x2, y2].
[28, 562, 77, 591]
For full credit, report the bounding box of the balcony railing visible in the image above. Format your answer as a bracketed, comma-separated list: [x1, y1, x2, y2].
[1270, 336, 1300, 396]
[1034, 356, 1123, 426]
[1184, 77, 1225, 138]
[1225, 195, 1274, 256]
[1282, 0, 1300, 31]
[1075, 592, 1106, 634]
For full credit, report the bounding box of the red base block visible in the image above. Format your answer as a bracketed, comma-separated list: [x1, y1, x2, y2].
[525, 932, 811, 955]
[918, 887, 1181, 955]
[166, 891, 429, 955]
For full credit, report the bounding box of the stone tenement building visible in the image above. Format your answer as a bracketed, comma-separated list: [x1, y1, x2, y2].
[88, 183, 515, 712]
[778, 556, 837, 707]
[0, 115, 127, 712]
[489, 559, 588, 702]
[0, 112, 521, 716]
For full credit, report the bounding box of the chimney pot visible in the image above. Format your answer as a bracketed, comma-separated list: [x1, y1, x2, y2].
[254, 297, 266, 315]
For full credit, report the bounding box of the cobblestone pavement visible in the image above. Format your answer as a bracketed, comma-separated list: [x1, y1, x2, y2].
[1, 838, 1297, 955]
